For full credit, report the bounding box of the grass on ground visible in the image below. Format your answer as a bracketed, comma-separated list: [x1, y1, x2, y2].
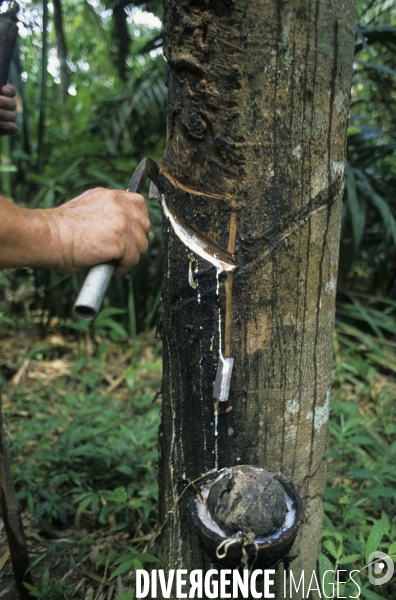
[0, 317, 161, 600]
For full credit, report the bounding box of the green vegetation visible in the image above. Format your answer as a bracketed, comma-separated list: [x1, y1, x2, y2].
[341, 0, 396, 295]
[0, 317, 162, 597]
[0, 0, 395, 597]
[5, 0, 165, 327]
[319, 297, 396, 599]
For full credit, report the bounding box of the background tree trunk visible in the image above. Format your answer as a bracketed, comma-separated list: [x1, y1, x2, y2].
[158, 0, 355, 595]
[37, 0, 49, 173]
[52, 0, 69, 105]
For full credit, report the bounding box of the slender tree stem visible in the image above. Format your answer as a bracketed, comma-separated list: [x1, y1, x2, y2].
[37, 0, 48, 173]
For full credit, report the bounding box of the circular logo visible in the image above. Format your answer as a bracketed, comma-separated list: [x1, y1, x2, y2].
[368, 552, 394, 586]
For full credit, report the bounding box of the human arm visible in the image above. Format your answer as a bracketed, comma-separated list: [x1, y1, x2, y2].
[0, 188, 150, 275]
[0, 85, 17, 136]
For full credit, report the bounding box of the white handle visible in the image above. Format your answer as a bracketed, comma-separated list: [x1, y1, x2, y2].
[73, 263, 114, 321]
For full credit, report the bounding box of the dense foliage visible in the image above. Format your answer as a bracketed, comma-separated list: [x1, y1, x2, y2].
[341, 0, 396, 296]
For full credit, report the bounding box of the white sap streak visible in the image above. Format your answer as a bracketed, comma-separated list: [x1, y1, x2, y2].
[214, 410, 219, 471]
[214, 268, 222, 470]
[165, 335, 180, 561]
[188, 260, 196, 289]
[216, 268, 229, 372]
[199, 340, 207, 456]
[216, 267, 221, 295]
[162, 196, 233, 474]
[195, 263, 201, 303]
[166, 233, 182, 564]
[216, 269, 222, 354]
[160, 195, 235, 272]
[217, 308, 222, 357]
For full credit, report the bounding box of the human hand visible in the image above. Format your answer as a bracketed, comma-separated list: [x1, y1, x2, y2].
[43, 188, 150, 275]
[0, 85, 17, 136]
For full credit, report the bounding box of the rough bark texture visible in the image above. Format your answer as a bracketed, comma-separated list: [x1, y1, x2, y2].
[158, 0, 354, 596]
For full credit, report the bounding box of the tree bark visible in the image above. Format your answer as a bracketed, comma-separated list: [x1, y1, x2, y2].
[158, 0, 355, 596]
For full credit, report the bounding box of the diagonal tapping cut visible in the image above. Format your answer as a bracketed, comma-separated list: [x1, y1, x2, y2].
[160, 195, 235, 273]
[160, 193, 236, 411]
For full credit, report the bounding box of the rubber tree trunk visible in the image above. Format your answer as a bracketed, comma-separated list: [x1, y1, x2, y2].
[158, 0, 355, 595]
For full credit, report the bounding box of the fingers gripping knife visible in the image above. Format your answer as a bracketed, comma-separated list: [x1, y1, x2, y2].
[73, 157, 159, 321]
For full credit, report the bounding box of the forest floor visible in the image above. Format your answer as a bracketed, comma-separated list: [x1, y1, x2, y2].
[0, 323, 162, 600]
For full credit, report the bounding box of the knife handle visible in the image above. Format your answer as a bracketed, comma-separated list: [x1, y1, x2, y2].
[73, 157, 158, 321]
[73, 263, 114, 321]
